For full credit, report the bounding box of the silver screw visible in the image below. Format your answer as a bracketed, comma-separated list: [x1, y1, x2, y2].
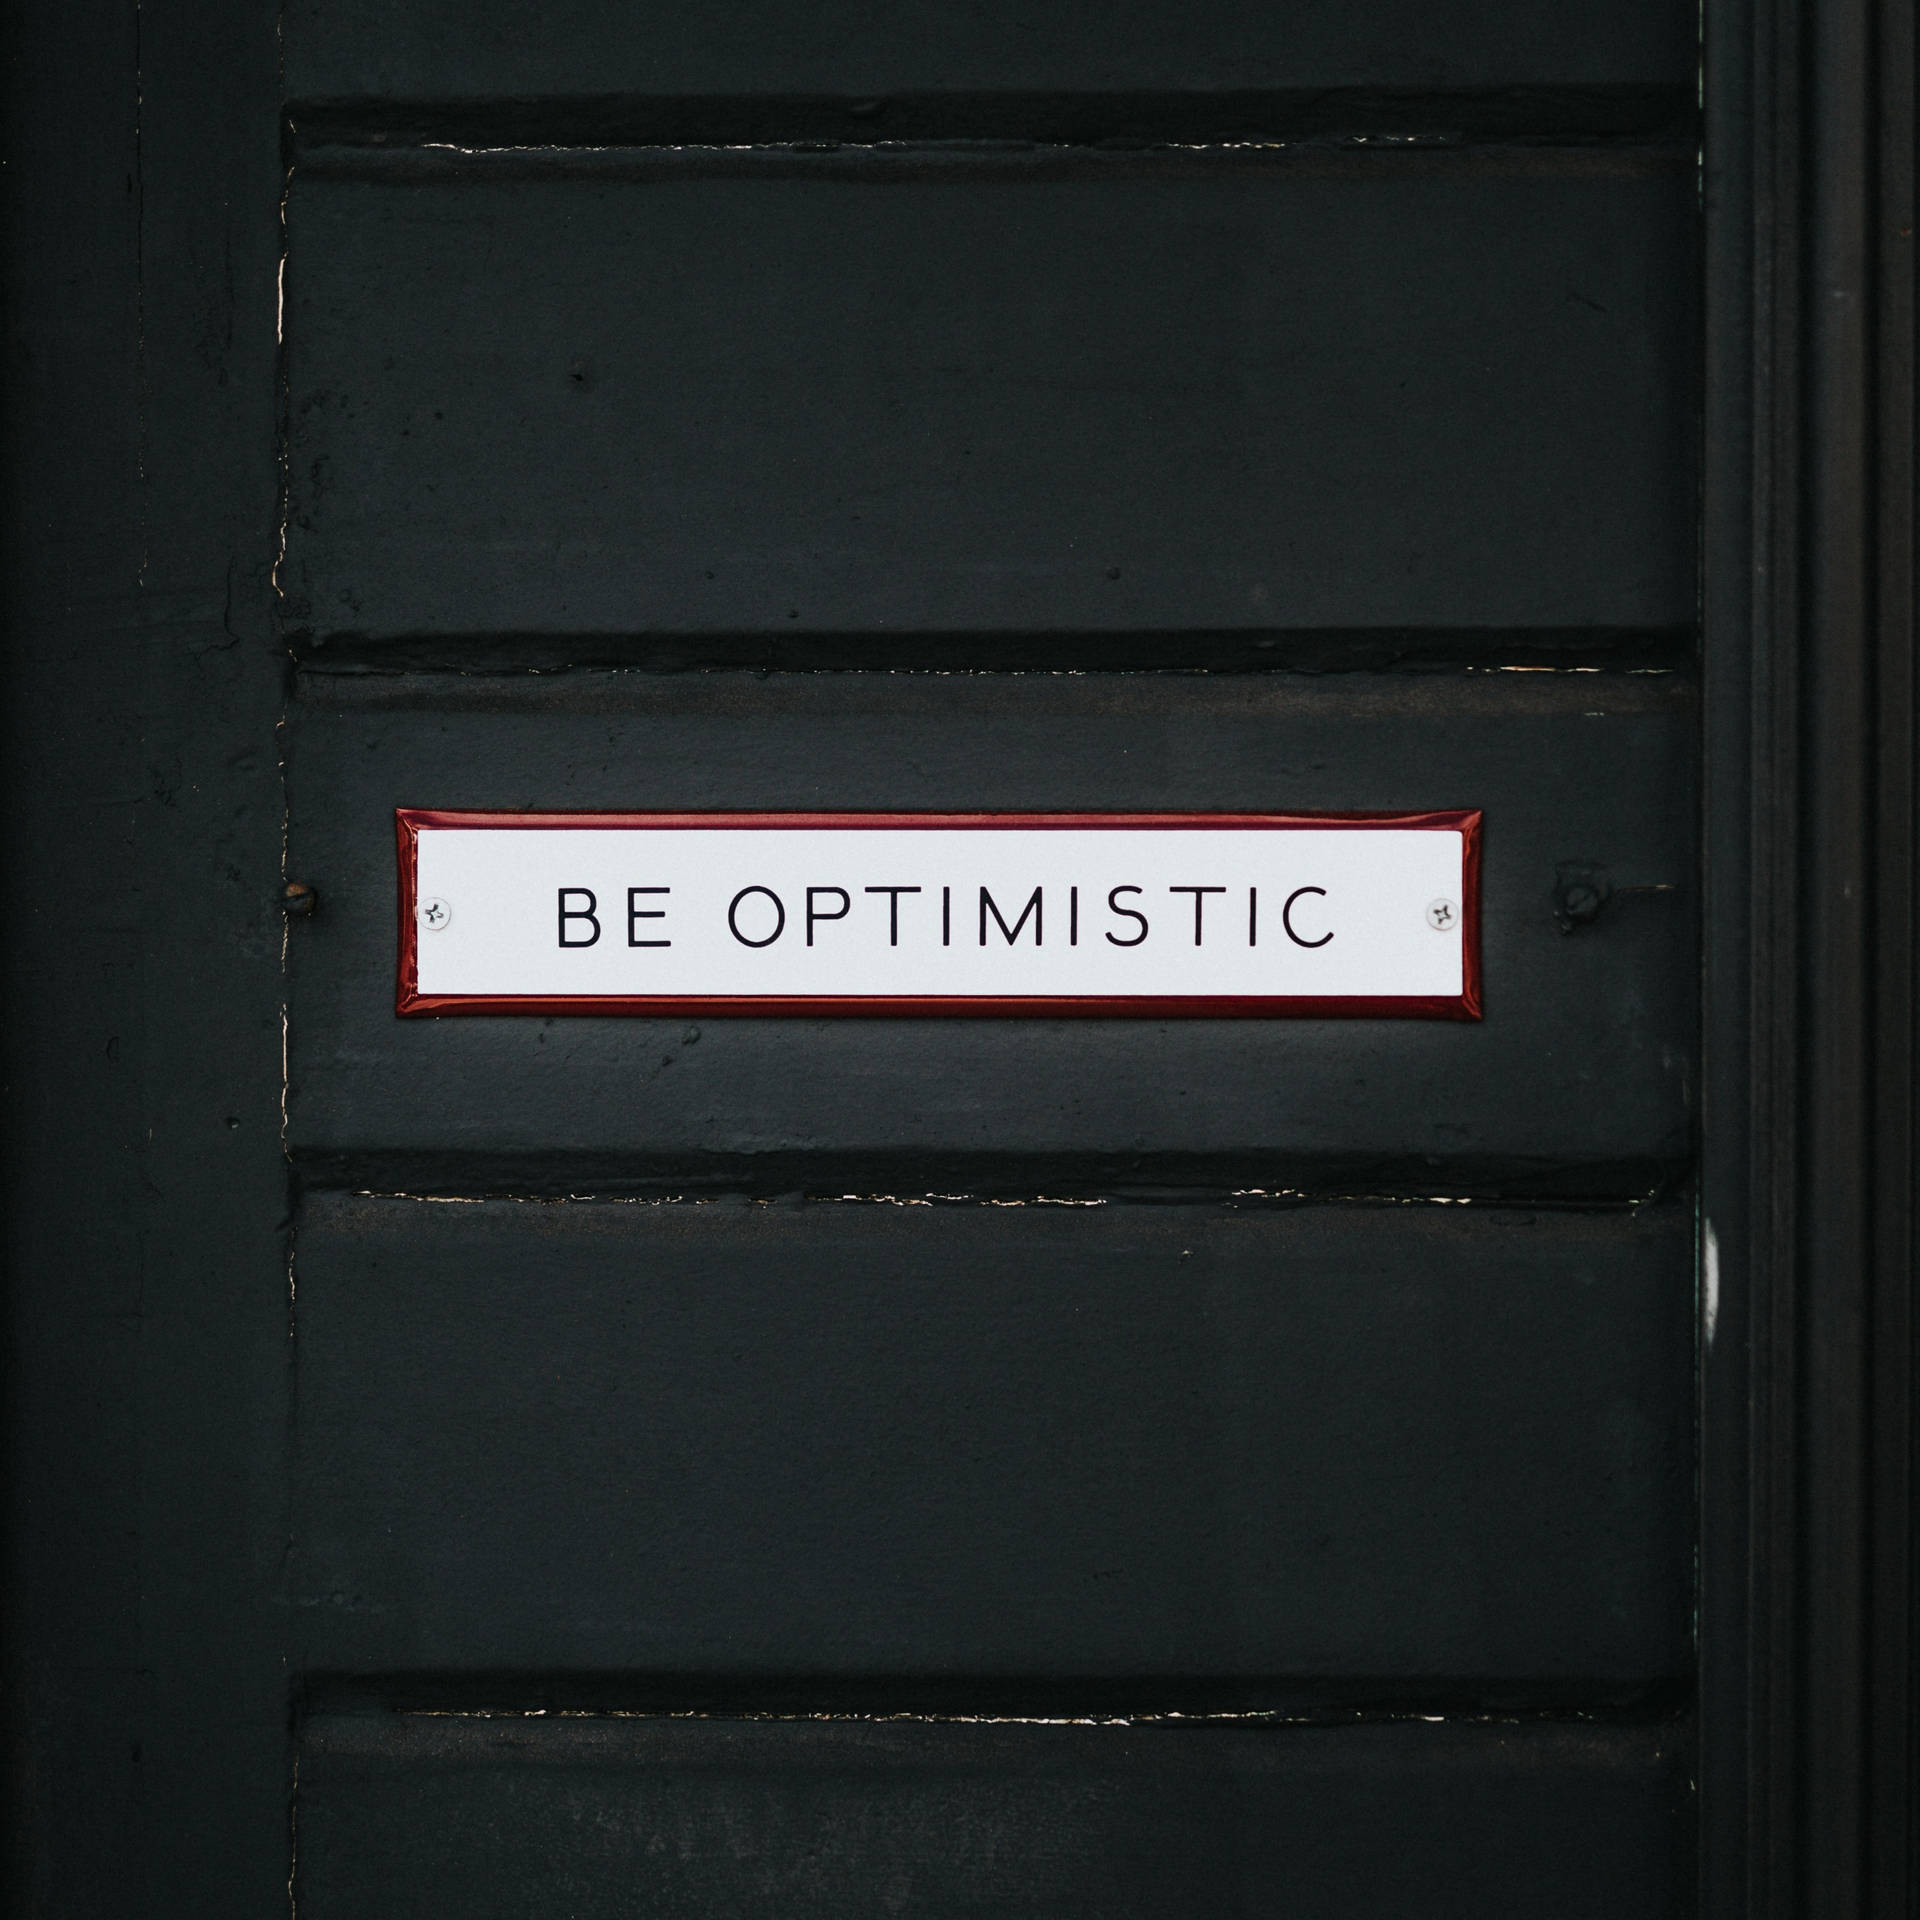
[419, 897, 452, 932]
[1425, 898, 1458, 931]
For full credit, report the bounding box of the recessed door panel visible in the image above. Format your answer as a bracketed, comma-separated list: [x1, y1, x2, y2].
[291, 1193, 1691, 1682]
[286, 0, 1695, 108]
[286, 671, 1695, 1192]
[282, 156, 1696, 647]
[297, 1713, 1691, 1920]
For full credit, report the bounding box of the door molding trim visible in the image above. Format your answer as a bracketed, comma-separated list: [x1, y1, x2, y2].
[1701, 0, 1916, 1904]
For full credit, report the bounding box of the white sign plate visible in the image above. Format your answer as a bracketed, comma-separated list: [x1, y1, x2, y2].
[397, 811, 1481, 1018]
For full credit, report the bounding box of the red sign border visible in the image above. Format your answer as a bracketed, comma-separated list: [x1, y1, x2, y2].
[395, 808, 1482, 1020]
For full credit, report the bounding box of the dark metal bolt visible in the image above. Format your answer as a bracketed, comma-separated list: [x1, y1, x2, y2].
[1553, 862, 1611, 933]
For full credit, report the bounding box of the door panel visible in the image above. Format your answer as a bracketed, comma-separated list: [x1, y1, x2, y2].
[68, 0, 1714, 1899]
[272, 30, 1704, 1892]
[287, 670, 1695, 1194]
[284, 0, 1694, 102]
[296, 1714, 1691, 1919]
[282, 155, 1696, 649]
[291, 1193, 1690, 1684]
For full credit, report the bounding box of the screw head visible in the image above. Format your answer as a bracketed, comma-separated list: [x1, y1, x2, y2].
[1425, 898, 1458, 931]
[418, 897, 452, 932]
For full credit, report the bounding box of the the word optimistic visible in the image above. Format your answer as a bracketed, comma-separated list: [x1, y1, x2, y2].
[554, 883, 1333, 950]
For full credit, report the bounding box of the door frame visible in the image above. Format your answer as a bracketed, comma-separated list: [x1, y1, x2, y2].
[1699, 0, 1917, 1905]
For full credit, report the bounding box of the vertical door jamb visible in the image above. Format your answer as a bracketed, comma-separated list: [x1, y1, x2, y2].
[1700, 0, 1916, 1907]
